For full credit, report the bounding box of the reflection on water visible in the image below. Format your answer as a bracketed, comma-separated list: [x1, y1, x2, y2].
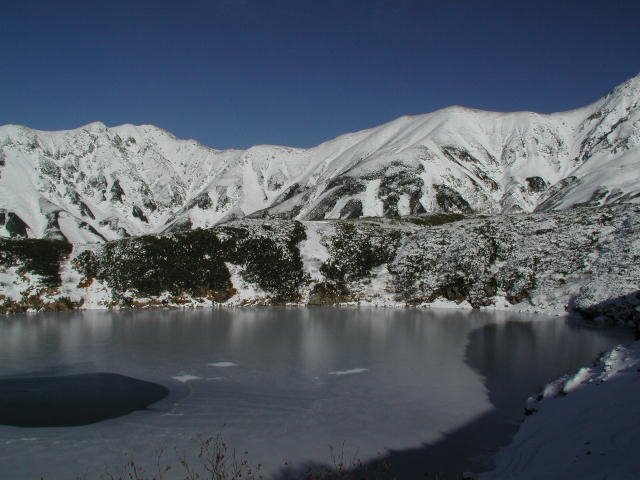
[374, 318, 631, 478]
[0, 308, 630, 479]
[466, 320, 621, 412]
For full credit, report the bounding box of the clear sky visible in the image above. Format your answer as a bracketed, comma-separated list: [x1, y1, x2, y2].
[1, 0, 639, 149]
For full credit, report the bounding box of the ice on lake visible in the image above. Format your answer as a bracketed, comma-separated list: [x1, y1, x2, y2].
[0, 307, 630, 479]
[208, 361, 239, 367]
[328, 368, 368, 376]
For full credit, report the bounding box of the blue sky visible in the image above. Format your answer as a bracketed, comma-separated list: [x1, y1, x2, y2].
[1, 0, 639, 149]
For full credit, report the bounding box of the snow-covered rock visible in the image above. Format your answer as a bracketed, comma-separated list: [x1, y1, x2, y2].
[1, 74, 639, 242]
[391, 204, 640, 318]
[1, 204, 638, 321]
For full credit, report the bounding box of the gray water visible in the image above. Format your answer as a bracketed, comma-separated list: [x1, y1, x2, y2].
[0, 307, 631, 479]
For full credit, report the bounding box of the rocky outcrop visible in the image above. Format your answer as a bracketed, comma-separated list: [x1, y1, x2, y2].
[0, 204, 638, 327]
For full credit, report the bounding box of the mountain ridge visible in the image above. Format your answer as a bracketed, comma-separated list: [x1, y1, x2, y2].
[1, 73, 639, 243]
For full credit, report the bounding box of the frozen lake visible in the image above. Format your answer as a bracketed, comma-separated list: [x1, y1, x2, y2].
[0, 307, 631, 479]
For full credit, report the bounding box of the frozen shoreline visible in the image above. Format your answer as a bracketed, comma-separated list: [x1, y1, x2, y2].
[479, 339, 640, 479]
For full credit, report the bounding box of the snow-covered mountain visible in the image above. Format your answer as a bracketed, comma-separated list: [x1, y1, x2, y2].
[1, 74, 639, 242]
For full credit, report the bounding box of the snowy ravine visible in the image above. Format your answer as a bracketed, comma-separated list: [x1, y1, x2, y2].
[479, 341, 640, 480]
[1, 74, 639, 243]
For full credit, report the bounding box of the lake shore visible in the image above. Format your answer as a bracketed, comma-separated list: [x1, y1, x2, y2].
[479, 339, 640, 479]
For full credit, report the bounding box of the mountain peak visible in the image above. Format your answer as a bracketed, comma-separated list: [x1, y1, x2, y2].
[0, 74, 639, 243]
[601, 72, 640, 101]
[81, 121, 108, 131]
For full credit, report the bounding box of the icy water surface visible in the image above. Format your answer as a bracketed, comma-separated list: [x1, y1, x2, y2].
[0, 308, 631, 479]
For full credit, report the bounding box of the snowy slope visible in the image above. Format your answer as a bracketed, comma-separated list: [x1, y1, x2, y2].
[480, 342, 640, 480]
[1, 74, 639, 242]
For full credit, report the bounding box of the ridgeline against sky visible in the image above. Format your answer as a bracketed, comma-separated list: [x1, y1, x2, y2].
[2, 0, 639, 149]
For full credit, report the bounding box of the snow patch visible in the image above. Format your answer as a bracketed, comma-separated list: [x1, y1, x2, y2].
[172, 374, 202, 383]
[299, 222, 331, 282]
[79, 278, 114, 310]
[361, 179, 383, 217]
[208, 362, 238, 368]
[397, 193, 411, 216]
[328, 368, 368, 376]
[223, 262, 269, 305]
[0, 266, 32, 301]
